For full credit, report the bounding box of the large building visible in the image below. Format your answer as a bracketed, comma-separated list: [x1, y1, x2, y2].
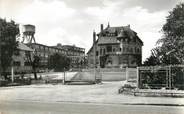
[87, 24, 143, 68]
[54, 44, 85, 68]
[26, 43, 85, 70]
[27, 43, 66, 69]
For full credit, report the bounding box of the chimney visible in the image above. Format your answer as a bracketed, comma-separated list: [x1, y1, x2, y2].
[93, 30, 96, 44]
[128, 24, 130, 28]
[107, 22, 110, 28]
[100, 24, 103, 32]
[93, 30, 96, 69]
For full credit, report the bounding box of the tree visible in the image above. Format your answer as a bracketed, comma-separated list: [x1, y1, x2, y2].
[143, 47, 180, 66]
[157, 3, 184, 64]
[48, 53, 71, 72]
[26, 51, 40, 80]
[143, 54, 160, 66]
[144, 3, 184, 65]
[0, 18, 19, 79]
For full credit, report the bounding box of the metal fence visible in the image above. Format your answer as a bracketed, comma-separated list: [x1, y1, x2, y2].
[138, 65, 184, 90]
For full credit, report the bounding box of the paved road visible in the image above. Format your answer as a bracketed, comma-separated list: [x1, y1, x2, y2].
[0, 100, 184, 114]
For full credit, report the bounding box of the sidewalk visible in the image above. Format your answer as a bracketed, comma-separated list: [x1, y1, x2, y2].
[0, 81, 184, 106]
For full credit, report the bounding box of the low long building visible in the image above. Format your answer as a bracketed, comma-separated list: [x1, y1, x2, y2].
[27, 43, 66, 69]
[54, 44, 85, 68]
[27, 43, 85, 70]
[87, 24, 143, 68]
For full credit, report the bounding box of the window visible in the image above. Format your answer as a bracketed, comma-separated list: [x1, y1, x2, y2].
[24, 62, 31, 66]
[113, 48, 115, 52]
[137, 48, 140, 53]
[96, 51, 98, 56]
[100, 49, 102, 55]
[25, 51, 30, 57]
[130, 48, 133, 53]
[103, 49, 106, 54]
[135, 47, 137, 53]
[106, 46, 112, 52]
[13, 61, 21, 66]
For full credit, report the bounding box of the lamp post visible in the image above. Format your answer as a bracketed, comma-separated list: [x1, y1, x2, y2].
[166, 49, 175, 89]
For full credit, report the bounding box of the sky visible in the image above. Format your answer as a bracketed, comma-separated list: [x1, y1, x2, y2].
[0, 0, 183, 61]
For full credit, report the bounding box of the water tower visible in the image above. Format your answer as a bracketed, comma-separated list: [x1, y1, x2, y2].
[21, 24, 36, 43]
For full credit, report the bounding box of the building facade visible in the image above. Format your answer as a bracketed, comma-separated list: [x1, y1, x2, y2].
[87, 24, 143, 68]
[9, 42, 33, 73]
[26, 43, 85, 70]
[27, 43, 66, 70]
[54, 44, 85, 68]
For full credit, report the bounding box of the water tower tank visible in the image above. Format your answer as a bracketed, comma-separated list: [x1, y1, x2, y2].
[21, 24, 36, 43]
[22, 24, 35, 34]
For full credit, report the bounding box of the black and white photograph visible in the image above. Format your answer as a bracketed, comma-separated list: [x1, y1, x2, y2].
[0, 0, 184, 114]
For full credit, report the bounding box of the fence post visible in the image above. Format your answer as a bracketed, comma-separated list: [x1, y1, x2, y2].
[0, 31, 1, 79]
[11, 65, 14, 83]
[63, 68, 65, 85]
[166, 67, 168, 88]
[137, 67, 140, 88]
[126, 67, 128, 81]
[169, 65, 172, 89]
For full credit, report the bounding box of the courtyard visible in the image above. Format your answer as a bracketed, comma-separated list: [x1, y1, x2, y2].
[0, 80, 184, 105]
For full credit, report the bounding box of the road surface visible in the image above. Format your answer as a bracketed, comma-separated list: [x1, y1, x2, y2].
[0, 100, 184, 114]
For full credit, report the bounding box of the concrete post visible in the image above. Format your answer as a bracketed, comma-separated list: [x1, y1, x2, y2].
[11, 66, 14, 83]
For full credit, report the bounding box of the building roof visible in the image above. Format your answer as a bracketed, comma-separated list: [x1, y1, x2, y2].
[98, 36, 119, 45]
[62, 45, 85, 50]
[18, 42, 33, 52]
[27, 42, 49, 47]
[87, 24, 143, 54]
[98, 25, 143, 45]
[99, 25, 136, 38]
[105, 26, 124, 33]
